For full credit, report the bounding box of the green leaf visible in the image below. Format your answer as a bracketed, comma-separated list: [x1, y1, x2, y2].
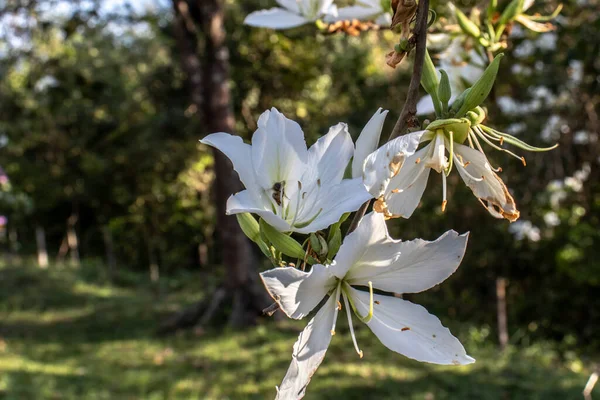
[259, 219, 306, 259]
[455, 53, 503, 117]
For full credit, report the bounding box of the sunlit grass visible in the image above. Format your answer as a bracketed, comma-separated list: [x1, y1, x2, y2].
[0, 262, 595, 399]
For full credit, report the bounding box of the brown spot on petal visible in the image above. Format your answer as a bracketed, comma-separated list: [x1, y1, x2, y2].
[390, 154, 405, 177]
[477, 174, 520, 222]
[373, 197, 403, 220]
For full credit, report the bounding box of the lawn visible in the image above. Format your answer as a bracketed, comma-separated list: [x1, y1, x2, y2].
[0, 262, 595, 399]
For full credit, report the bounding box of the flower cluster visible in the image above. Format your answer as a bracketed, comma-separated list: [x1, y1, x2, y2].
[199, 2, 562, 399]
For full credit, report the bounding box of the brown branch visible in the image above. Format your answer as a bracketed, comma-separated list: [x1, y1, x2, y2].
[388, 0, 430, 141]
[346, 199, 372, 235]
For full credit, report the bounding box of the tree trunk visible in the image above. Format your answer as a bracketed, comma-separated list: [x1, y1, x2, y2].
[67, 214, 80, 267]
[167, 0, 269, 330]
[102, 225, 117, 282]
[35, 224, 48, 268]
[496, 277, 509, 350]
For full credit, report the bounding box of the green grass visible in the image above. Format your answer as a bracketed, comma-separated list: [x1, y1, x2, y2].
[0, 262, 596, 399]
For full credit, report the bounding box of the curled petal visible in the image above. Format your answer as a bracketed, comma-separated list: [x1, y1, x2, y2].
[363, 130, 425, 198]
[454, 144, 520, 222]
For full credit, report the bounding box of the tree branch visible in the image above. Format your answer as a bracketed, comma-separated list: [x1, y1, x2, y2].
[388, 0, 430, 141]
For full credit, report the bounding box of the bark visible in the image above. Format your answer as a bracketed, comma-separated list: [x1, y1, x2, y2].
[165, 0, 269, 331]
[35, 224, 48, 268]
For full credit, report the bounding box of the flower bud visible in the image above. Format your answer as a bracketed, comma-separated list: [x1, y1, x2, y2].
[453, 5, 481, 38]
[421, 50, 442, 116]
[498, 0, 525, 26]
[454, 53, 503, 118]
[438, 69, 452, 108]
[259, 219, 306, 259]
[327, 228, 342, 260]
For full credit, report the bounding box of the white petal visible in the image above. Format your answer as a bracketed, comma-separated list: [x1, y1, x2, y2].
[349, 288, 475, 365]
[381, 147, 431, 218]
[294, 178, 372, 234]
[276, 0, 300, 13]
[454, 144, 519, 222]
[252, 108, 308, 190]
[307, 123, 354, 186]
[331, 5, 381, 21]
[318, 0, 338, 17]
[260, 264, 336, 319]
[352, 108, 389, 179]
[345, 228, 469, 294]
[328, 211, 386, 280]
[200, 133, 256, 191]
[416, 95, 437, 115]
[227, 190, 292, 232]
[244, 8, 309, 29]
[276, 294, 338, 400]
[362, 130, 425, 198]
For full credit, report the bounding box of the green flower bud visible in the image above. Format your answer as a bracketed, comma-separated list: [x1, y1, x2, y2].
[455, 53, 504, 118]
[421, 50, 442, 116]
[498, 0, 525, 26]
[259, 219, 306, 259]
[454, 6, 481, 38]
[438, 69, 452, 108]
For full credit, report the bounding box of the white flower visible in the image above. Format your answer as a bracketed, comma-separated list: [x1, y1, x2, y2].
[328, 0, 392, 26]
[364, 129, 520, 221]
[261, 212, 473, 399]
[244, 0, 338, 30]
[200, 108, 371, 234]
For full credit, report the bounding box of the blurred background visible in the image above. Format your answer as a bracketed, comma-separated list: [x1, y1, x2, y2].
[0, 0, 598, 398]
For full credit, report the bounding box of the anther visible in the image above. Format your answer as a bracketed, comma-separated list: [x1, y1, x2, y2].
[441, 200, 447, 212]
[391, 189, 400, 193]
[499, 136, 504, 145]
[358, 350, 364, 359]
[415, 157, 421, 164]
[464, 161, 471, 167]
[330, 330, 336, 335]
[337, 301, 342, 310]
[521, 157, 527, 166]
[401, 327, 411, 331]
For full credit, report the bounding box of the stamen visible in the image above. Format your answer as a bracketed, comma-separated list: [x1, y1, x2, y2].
[445, 131, 454, 177]
[474, 127, 526, 164]
[288, 181, 304, 225]
[470, 130, 503, 172]
[455, 159, 484, 182]
[330, 283, 342, 336]
[441, 172, 448, 212]
[342, 293, 363, 358]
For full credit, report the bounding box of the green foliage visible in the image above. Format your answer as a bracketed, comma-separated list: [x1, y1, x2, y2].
[0, 262, 595, 399]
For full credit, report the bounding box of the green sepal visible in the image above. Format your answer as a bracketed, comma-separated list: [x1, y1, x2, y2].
[425, 118, 471, 144]
[326, 228, 342, 260]
[438, 69, 452, 111]
[454, 6, 481, 38]
[236, 213, 260, 243]
[259, 219, 306, 259]
[498, 0, 525, 26]
[455, 53, 504, 118]
[421, 49, 442, 116]
[309, 233, 328, 258]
